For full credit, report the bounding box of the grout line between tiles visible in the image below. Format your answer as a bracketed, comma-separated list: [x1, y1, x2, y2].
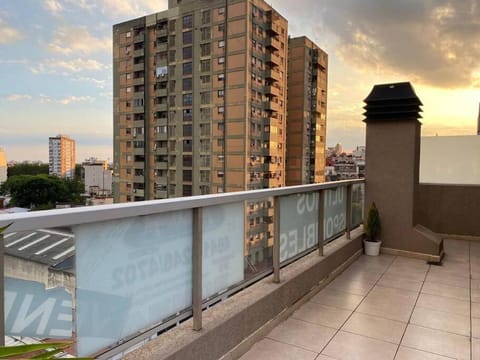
[318, 254, 396, 356]
[392, 255, 431, 359]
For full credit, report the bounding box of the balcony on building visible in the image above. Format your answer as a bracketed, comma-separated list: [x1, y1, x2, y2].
[2, 82, 480, 359]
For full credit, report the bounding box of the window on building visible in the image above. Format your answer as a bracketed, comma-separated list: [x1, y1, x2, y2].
[182, 78, 192, 91]
[183, 15, 193, 29]
[183, 93, 193, 106]
[183, 31, 193, 45]
[201, 27, 211, 41]
[126, 31, 131, 38]
[183, 62, 192, 75]
[183, 124, 192, 136]
[200, 59, 211, 72]
[218, 40, 225, 48]
[201, 10, 211, 25]
[200, 75, 211, 85]
[201, 92, 210, 104]
[183, 46, 192, 59]
[183, 109, 193, 121]
[218, 23, 225, 33]
[218, 73, 225, 81]
[218, 106, 224, 113]
[200, 43, 211, 56]
[218, 7, 225, 15]
[218, 56, 225, 64]
[218, 89, 224, 97]
[169, 50, 176, 62]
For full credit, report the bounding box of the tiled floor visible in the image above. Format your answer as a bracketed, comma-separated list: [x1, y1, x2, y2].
[240, 239, 480, 360]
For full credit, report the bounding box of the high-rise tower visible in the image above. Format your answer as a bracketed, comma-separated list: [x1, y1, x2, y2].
[286, 36, 327, 185]
[48, 135, 76, 179]
[113, 0, 288, 203]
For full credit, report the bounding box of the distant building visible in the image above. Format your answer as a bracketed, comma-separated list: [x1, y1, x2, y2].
[0, 148, 7, 185]
[286, 36, 328, 185]
[81, 158, 112, 196]
[352, 146, 366, 161]
[334, 143, 343, 155]
[49, 135, 76, 179]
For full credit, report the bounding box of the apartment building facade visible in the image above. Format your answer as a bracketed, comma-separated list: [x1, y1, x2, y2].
[286, 36, 327, 185]
[113, 0, 288, 203]
[48, 135, 76, 179]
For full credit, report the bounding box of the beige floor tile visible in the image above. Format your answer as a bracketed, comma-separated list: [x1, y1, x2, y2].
[310, 288, 364, 310]
[292, 302, 352, 329]
[472, 317, 480, 339]
[356, 295, 415, 322]
[401, 324, 470, 360]
[410, 306, 470, 336]
[416, 293, 470, 316]
[384, 267, 427, 282]
[377, 274, 423, 292]
[428, 264, 469, 279]
[395, 346, 455, 360]
[391, 256, 430, 268]
[367, 285, 418, 305]
[472, 338, 480, 360]
[421, 282, 470, 301]
[239, 338, 318, 360]
[322, 330, 397, 360]
[326, 277, 374, 296]
[472, 288, 480, 303]
[472, 302, 480, 318]
[425, 272, 470, 289]
[267, 318, 336, 353]
[472, 280, 480, 290]
[315, 355, 336, 360]
[341, 312, 406, 344]
[337, 268, 382, 284]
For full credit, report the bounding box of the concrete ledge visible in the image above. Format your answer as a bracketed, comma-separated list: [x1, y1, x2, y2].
[381, 246, 443, 263]
[124, 229, 363, 360]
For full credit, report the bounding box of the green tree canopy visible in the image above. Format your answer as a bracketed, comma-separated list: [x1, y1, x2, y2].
[7, 163, 49, 177]
[0, 174, 84, 209]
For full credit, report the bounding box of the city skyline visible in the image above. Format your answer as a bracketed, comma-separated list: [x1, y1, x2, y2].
[1, 0, 479, 162]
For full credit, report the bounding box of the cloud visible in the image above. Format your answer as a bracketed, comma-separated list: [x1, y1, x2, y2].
[40, 94, 95, 105]
[100, 0, 167, 17]
[4, 94, 32, 101]
[316, 0, 480, 88]
[0, 18, 23, 44]
[29, 58, 107, 74]
[48, 25, 110, 55]
[43, 0, 63, 15]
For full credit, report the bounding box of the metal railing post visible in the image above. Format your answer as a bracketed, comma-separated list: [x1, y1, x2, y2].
[192, 207, 203, 331]
[346, 185, 353, 240]
[317, 190, 325, 256]
[273, 197, 280, 283]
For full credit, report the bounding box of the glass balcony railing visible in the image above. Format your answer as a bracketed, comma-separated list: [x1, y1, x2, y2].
[0, 179, 364, 358]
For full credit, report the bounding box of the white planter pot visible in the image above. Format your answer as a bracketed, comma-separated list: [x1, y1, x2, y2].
[364, 240, 382, 256]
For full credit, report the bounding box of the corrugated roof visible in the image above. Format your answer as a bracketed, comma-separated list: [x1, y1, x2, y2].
[3, 228, 75, 271]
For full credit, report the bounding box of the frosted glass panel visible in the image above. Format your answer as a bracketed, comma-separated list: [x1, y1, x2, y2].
[351, 184, 365, 227]
[75, 210, 192, 356]
[279, 192, 319, 263]
[202, 202, 244, 299]
[324, 186, 346, 242]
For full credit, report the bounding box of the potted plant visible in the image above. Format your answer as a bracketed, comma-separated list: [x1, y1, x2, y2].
[364, 202, 382, 256]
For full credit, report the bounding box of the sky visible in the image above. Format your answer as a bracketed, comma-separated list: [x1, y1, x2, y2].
[0, 0, 479, 162]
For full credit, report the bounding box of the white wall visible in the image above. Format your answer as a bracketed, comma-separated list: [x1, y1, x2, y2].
[420, 135, 480, 185]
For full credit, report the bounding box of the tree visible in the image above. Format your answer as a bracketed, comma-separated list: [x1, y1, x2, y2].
[7, 163, 49, 177]
[0, 175, 84, 209]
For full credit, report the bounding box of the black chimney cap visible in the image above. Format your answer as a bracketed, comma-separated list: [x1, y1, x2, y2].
[363, 82, 423, 122]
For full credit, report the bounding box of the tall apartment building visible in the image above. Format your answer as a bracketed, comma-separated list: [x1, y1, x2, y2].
[286, 36, 328, 185]
[113, 0, 288, 203]
[48, 135, 76, 179]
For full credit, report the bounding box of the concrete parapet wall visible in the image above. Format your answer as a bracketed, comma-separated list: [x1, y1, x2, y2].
[417, 184, 480, 236]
